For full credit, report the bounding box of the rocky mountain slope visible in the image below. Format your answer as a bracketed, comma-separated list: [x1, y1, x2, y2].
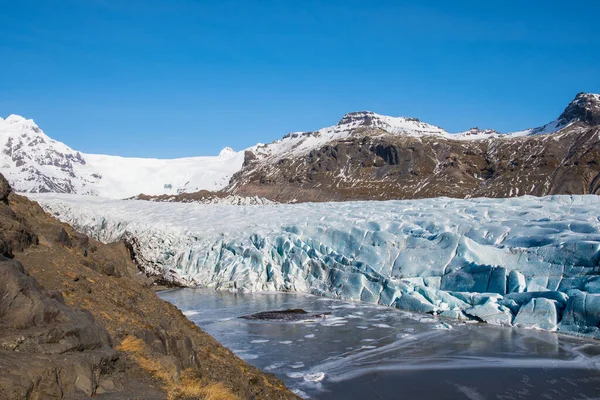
[228, 93, 600, 202]
[0, 114, 243, 198]
[0, 174, 297, 399]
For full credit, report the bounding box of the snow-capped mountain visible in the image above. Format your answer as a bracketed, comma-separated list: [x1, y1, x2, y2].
[0, 115, 244, 198]
[2, 92, 599, 201]
[229, 92, 600, 202]
[247, 92, 599, 163]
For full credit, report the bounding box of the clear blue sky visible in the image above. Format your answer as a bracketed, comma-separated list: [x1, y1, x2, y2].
[1, 0, 599, 158]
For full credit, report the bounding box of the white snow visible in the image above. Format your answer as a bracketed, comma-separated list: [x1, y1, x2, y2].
[508, 119, 569, 137]
[82, 152, 244, 198]
[29, 193, 600, 338]
[0, 116, 244, 198]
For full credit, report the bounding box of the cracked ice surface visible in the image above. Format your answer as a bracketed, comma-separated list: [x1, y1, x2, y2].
[29, 194, 600, 338]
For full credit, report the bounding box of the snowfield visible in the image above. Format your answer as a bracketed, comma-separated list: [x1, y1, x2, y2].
[30, 193, 600, 339]
[0, 115, 244, 198]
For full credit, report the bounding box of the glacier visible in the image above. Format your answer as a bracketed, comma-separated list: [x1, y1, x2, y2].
[29, 194, 600, 339]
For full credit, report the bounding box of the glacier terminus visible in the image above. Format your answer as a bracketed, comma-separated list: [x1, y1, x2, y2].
[31, 193, 600, 339]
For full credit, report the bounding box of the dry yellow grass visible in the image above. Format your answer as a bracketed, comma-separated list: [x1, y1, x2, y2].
[118, 335, 146, 354]
[118, 336, 239, 400]
[169, 379, 238, 400]
[117, 336, 172, 382]
[196, 382, 237, 400]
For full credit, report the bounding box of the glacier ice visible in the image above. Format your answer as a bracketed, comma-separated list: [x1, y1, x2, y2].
[464, 299, 513, 326]
[513, 298, 558, 331]
[29, 193, 600, 339]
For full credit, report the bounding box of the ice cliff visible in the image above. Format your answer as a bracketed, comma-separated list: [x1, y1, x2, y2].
[30, 194, 600, 339]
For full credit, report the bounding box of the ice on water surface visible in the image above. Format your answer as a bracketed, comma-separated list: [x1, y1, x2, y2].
[158, 289, 600, 399]
[30, 193, 600, 338]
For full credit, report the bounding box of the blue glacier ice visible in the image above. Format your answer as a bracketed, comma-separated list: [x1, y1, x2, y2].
[29, 194, 600, 339]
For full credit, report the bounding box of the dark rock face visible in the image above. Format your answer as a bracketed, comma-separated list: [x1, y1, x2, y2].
[0, 173, 12, 202]
[338, 111, 376, 126]
[557, 92, 600, 127]
[241, 309, 331, 321]
[0, 257, 112, 352]
[0, 181, 38, 258]
[0, 258, 117, 398]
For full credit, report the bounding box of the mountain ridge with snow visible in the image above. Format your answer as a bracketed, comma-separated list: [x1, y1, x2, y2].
[2, 92, 599, 199]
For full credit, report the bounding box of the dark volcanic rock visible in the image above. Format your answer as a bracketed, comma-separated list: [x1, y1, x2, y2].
[0, 175, 38, 258]
[0, 257, 118, 398]
[557, 92, 600, 127]
[56, 226, 73, 247]
[0, 257, 112, 352]
[241, 308, 331, 321]
[0, 173, 12, 202]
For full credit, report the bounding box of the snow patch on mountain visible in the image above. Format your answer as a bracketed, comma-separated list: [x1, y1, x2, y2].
[30, 193, 600, 339]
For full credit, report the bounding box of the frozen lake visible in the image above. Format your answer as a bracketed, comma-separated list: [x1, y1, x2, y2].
[159, 289, 600, 399]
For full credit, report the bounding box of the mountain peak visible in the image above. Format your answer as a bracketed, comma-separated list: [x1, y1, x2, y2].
[3, 114, 30, 124]
[338, 111, 423, 126]
[0, 115, 43, 136]
[455, 127, 500, 139]
[337, 111, 379, 126]
[335, 111, 447, 138]
[557, 92, 600, 127]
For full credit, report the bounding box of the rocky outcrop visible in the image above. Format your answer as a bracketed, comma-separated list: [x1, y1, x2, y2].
[557, 92, 600, 127]
[0, 258, 111, 352]
[228, 93, 600, 203]
[0, 173, 12, 202]
[0, 197, 38, 259]
[241, 309, 330, 321]
[0, 258, 118, 399]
